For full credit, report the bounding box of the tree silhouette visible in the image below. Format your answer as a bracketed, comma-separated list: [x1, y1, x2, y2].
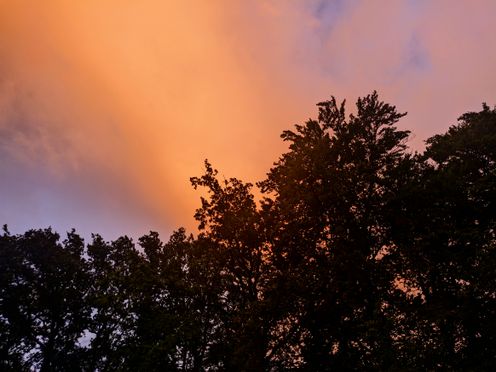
[1, 94, 495, 371]
[191, 161, 272, 370]
[258, 92, 410, 370]
[0, 228, 90, 371]
[389, 103, 496, 369]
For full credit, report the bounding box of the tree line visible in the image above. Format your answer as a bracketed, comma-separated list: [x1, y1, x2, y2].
[1, 92, 495, 371]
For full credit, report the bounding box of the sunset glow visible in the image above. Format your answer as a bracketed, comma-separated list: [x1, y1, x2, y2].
[1, 0, 495, 237]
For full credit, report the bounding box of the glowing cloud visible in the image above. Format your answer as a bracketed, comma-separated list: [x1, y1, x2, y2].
[0, 1, 495, 237]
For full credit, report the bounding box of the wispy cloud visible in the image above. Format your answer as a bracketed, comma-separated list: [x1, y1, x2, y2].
[0, 1, 495, 237]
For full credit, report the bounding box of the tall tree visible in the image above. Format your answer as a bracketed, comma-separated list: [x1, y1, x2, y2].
[259, 92, 411, 369]
[191, 160, 272, 371]
[389, 104, 496, 369]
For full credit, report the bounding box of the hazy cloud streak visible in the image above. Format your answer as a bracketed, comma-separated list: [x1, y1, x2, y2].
[0, 0, 495, 237]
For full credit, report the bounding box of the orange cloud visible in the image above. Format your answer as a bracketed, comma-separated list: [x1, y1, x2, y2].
[1, 1, 495, 237]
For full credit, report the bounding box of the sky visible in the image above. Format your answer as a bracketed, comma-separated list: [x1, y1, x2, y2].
[0, 0, 495, 240]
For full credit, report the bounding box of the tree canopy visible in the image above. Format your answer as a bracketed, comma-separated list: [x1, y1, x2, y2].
[1, 93, 495, 371]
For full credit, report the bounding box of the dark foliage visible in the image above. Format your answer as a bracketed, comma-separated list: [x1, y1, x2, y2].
[1, 93, 495, 371]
